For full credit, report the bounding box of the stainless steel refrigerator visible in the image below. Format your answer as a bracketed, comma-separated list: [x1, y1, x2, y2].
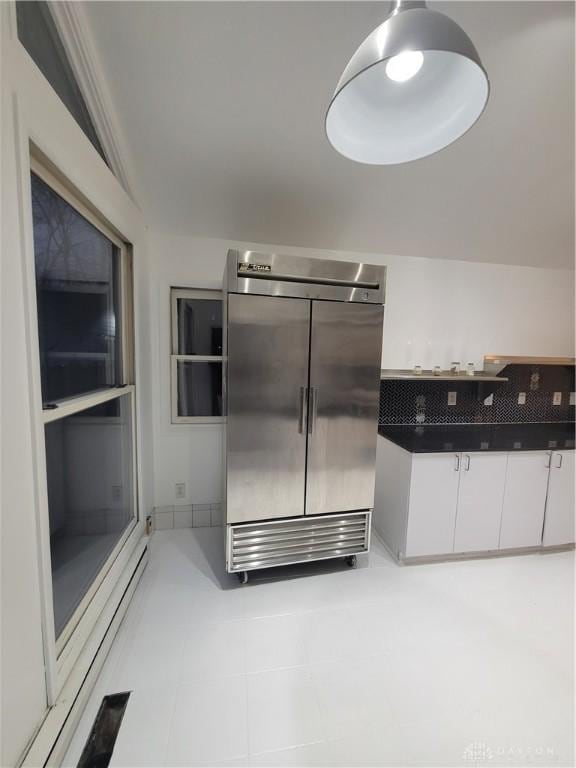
[223, 250, 385, 583]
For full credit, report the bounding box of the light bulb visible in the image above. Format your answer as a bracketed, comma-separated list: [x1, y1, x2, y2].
[385, 50, 424, 82]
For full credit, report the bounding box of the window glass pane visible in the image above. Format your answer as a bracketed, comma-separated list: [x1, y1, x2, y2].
[45, 394, 134, 639]
[31, 172, 121, 404]
[16, 1, 107, 162]
[177, 297, 222, 355]
[177, 361, 222, 417]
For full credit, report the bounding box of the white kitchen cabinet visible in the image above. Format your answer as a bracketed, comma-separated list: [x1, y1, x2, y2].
[453, 453, 508, 553]
[374, 436, 574, 562]
[405, 453, 460, 557]
[543, 451, 575, 547]
[499, 452, 550, 549]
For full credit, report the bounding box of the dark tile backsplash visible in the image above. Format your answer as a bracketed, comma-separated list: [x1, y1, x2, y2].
[379, 365, 575, 426]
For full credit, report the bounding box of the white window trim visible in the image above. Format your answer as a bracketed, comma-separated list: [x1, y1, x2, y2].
[5, 11, 148, 756]
[170, 288, 224, 425]
[48, 1, 136, 197]
[29, 156, 140, 686]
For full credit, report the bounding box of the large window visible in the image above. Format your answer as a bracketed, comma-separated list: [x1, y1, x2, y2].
[31, 161, 136, 647]
[170, 289, 223, 423]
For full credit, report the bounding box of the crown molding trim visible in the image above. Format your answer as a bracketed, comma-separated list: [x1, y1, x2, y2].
[50, 1, 136, 201]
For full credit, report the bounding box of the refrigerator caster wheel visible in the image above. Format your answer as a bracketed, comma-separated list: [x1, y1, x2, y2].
[346, 555, 357, 568]
[237, 571, 249, 585]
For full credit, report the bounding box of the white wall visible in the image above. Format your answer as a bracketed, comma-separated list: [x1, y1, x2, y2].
[149, 232, 575, 508]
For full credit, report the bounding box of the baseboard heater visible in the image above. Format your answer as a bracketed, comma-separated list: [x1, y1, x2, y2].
[20, 542, 148, 768]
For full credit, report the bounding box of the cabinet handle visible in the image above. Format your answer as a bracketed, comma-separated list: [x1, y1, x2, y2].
[545, 452, 552, 469]
[464, 454, 471, 471]
[556, 454, 563, 469]
[454, 454, 460, 471]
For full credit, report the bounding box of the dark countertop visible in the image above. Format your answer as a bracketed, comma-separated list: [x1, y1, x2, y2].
[378, 423, 575, 453]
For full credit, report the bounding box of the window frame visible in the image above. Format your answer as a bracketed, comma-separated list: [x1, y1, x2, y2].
[170, 287, 224, 425]
[30, 157, 139, 658]
[16, 1, 108, 164]
[31, 157, 134, 391]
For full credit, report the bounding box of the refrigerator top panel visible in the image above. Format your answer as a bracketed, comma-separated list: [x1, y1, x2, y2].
[225, 249, 385, 304]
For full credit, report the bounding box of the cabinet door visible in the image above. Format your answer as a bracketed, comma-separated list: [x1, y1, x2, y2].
[499, 452, 549, 549]
[405, 453, 461, 557]
[454, 453, 507, 553]
[543, 451, 575, 547]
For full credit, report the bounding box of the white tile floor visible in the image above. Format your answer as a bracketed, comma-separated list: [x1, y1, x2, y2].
[63, 528, 574, 768]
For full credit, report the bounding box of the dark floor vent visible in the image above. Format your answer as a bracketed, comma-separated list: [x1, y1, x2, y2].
[77, 692, 130, 768]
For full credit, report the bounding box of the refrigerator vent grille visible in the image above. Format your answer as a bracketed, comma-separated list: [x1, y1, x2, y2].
[228, 512, 370, 571]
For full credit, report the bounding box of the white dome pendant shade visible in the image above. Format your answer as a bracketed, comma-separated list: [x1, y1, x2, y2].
[325, 0, 489, 164]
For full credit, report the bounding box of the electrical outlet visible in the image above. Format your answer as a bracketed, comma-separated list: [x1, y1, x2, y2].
[447, 391, 457, 406]
[517, 392, 526, 405]
[553, 392, 562, 406]
[570, 392, 576, 406]
[483, 393, 493, 406]
[112, 485, 122, 501]
[175, 482, 186, 499]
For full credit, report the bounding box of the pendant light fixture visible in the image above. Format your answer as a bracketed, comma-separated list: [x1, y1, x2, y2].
[325, 0, 489, 165]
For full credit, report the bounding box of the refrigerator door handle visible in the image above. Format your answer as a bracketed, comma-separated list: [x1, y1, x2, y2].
[308, 387, 318, 435]
[298, 386, 308, 434]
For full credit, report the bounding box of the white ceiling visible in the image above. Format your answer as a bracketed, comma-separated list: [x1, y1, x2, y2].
[85, 1, 575, 268]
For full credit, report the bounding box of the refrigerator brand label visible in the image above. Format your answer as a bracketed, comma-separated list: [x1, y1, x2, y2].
[239, 263, 272, 273]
